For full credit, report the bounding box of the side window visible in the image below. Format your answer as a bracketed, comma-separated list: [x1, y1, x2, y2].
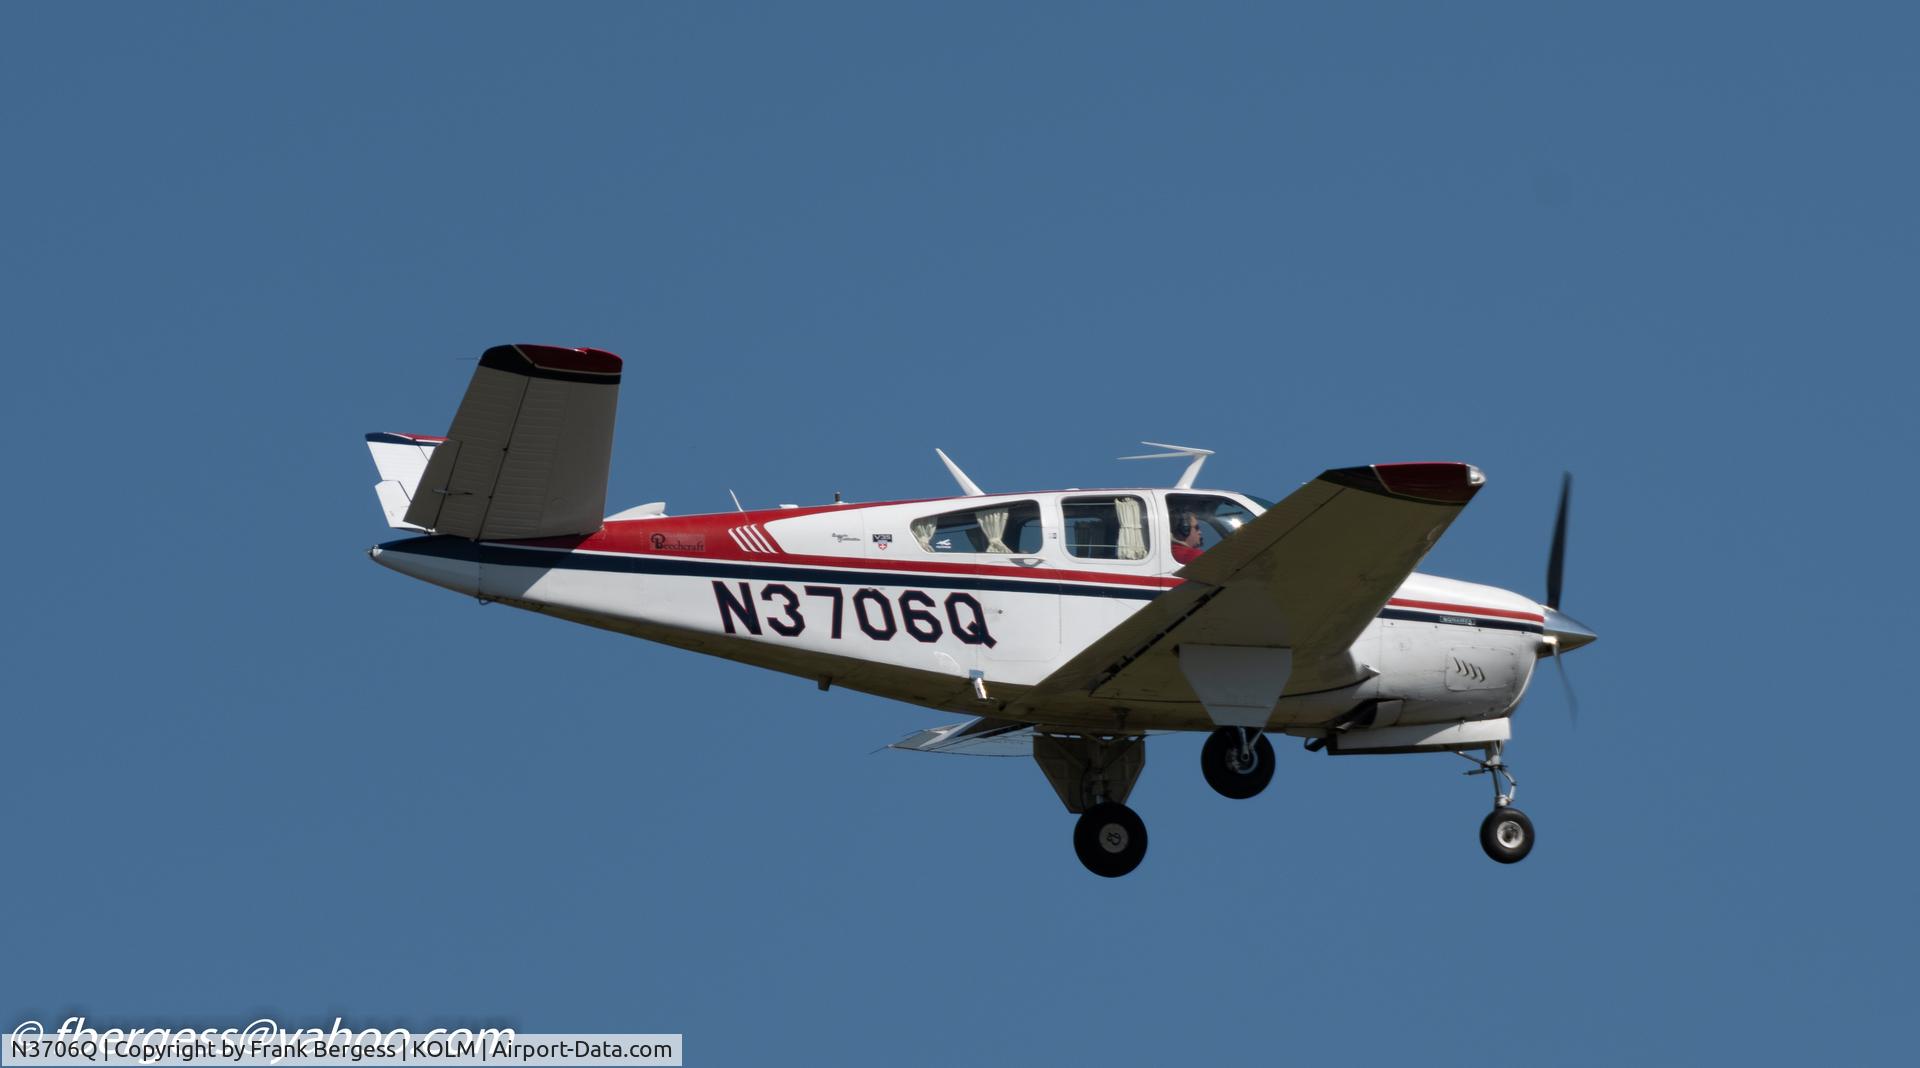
[1063, 495, 1150, 561]
[1168, 493, 1256, 562]
[911, 500, 1043, 554]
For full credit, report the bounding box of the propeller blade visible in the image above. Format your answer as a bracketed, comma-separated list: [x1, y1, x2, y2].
[1546, 472, 1571, 609]
[1541, 474, 1587, 726]
[1552, 643, 1580, 728]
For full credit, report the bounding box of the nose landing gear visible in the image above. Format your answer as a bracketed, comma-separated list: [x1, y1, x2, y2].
[1480, 807, 1534, 863]
[1461, 742, 1534, 864]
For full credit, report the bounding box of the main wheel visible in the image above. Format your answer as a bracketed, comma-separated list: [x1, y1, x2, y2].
[1479, 806, 1535, 864]
[1200, 728, 1275, 799]
[1073, 802, 1148, 878]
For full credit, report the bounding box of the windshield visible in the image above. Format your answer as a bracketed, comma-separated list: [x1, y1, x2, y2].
[1167, 493, 1258, 560]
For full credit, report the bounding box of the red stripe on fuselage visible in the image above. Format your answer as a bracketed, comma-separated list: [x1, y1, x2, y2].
[521, 518, 1181, 589]
[652, 550, 1183, 587]
[514, 510, 1533, 610]
[613, 545, 1180, 588]
[1385, 597, 1543, 623]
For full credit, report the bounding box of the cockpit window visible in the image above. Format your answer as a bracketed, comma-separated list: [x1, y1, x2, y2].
[912, 500, 1044, 554]
[1168, 493, 1256, 563]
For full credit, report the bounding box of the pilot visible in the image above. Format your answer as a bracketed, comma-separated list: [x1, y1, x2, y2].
[1171, 511, 1206, 564]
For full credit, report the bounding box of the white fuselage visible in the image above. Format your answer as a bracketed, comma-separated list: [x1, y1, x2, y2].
[372, 487, 1545, 733]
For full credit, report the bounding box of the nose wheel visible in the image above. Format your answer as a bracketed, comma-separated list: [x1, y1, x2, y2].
[1073, 801, 1148, 877]
[1461, 743, 1535, 864]
[1200, 727, 1275, 799]
[1480, 806, 1534, 863]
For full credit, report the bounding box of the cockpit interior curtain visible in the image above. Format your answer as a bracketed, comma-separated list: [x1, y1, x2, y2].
[978, 507, 1011, 553]
[1115, 496, 1146, 560]
[911, 516, 937, 551]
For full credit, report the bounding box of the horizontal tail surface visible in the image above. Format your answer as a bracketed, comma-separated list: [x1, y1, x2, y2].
[365, 432, 444, 530]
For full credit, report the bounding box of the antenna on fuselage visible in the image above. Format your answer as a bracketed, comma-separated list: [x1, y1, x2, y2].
[1119, 441, 1214, 488]
[728, 489, 745, 513]
[934, 448, 985, 497]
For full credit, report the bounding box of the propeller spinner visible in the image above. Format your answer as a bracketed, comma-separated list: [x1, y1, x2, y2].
[1541, 473, 1596, 651]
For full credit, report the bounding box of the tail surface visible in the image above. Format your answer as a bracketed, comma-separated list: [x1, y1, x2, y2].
[365, 432, 443, 530]
[368, 344, 623, 540]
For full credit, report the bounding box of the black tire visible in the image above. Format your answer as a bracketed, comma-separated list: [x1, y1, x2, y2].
[1480, 806, 1535, 864]
[1073, 802, 1148, 878]
[1200, 728, 1276, 800]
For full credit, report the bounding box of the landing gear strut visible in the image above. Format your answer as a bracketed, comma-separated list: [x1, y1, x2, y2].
[1034, 734, 1150, 877]
[1461, 742, 1533, 864]
[1200, 727, 1274, 799]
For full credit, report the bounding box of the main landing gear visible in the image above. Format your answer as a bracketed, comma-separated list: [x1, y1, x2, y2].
[1462, 742, 1533, 864]
[1034, 734, 1150, 877]
[1074, 802, 1148, 878]
[1200, 727, 1274, 799]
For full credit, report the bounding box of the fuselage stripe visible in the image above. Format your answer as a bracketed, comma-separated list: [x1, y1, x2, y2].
[382, 538, 1546, 631]
[1385, 597, 1543, 623]
[1378, 608, 1543, 634]
[395, 538, 1167, 600]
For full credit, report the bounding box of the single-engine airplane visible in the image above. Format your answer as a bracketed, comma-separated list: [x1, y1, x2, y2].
[366, 344, 1596, 877]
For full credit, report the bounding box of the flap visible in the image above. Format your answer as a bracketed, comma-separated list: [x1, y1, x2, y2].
[889, 717, 1034, 757]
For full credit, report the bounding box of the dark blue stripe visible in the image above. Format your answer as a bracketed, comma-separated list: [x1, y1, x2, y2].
[380, 537, 1547, 630]
[365, 432, 439, 446]
[381, 537, 1165, 601]
[1378, 608, 1543, 634]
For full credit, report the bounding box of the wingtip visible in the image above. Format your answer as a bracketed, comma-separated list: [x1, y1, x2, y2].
[479, 344, 623, 380]
[1322, 462, 1484, 504]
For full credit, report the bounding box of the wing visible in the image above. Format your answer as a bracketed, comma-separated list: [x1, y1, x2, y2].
[403, 344, 622, 540]
[1011, 463, 1484, 722]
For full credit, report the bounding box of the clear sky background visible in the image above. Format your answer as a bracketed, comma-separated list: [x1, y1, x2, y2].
[4, 3, 1915, 1064]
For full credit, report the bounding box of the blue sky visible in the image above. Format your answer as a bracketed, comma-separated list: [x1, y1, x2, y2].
[4, 3, 1914, 1064]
